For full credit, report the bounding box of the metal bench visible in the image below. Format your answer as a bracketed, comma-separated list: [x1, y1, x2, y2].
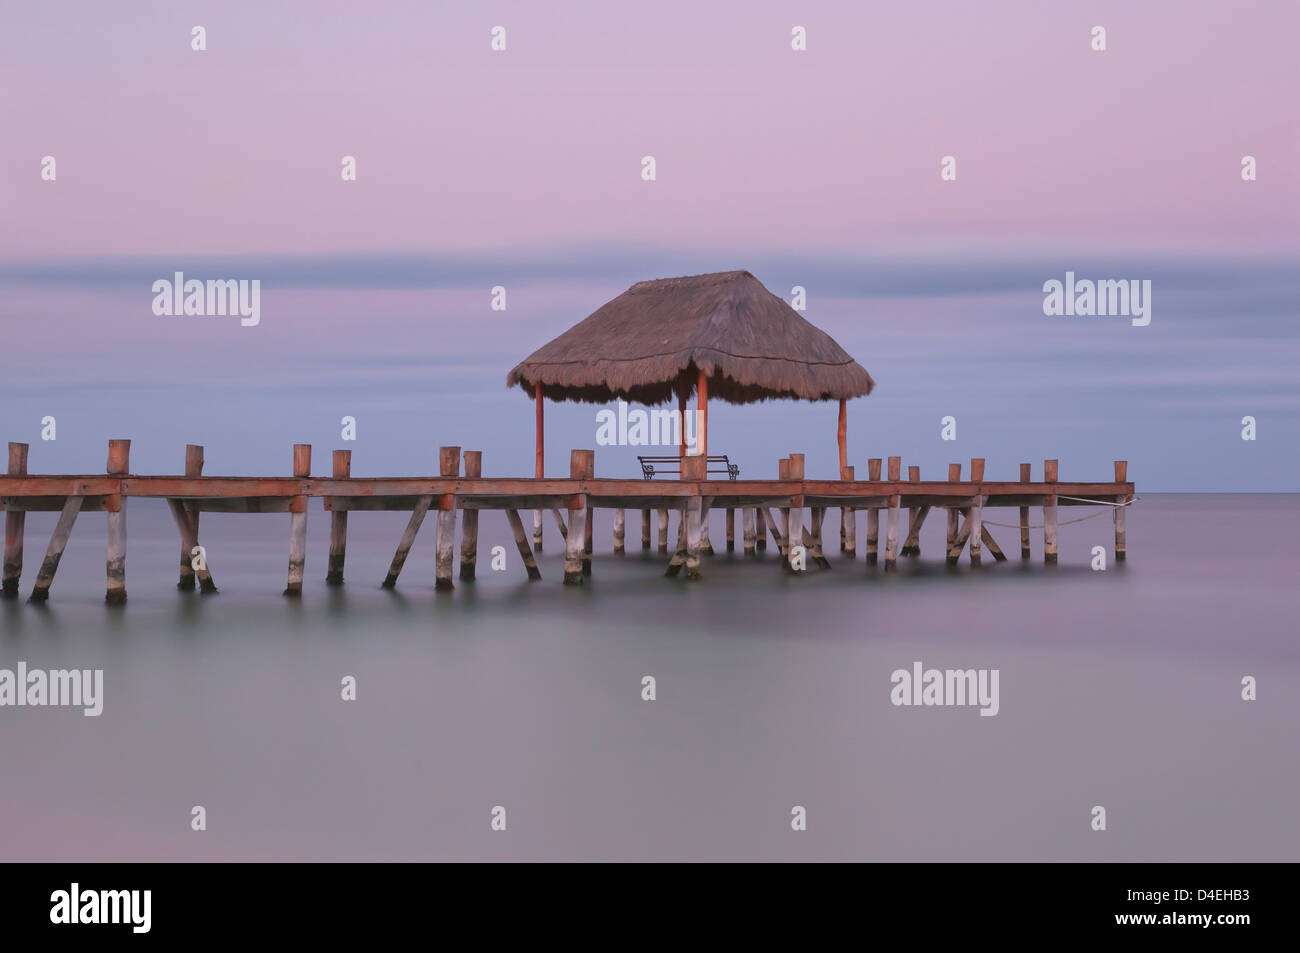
[637, 455, 739, 480]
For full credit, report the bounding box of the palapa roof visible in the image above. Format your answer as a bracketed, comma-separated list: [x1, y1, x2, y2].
[507, 270, 874, 405]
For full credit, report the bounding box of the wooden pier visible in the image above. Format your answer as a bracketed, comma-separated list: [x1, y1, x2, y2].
[0, 440, 1134, 602]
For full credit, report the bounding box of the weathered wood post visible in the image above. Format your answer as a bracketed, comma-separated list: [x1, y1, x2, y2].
[699, 498, 713, 556]
[382, 496, 432, 588]
[29, 495, 82, 603]
[2, 442, 29, 598]
[582, 452, 594, 575]
[946, 463, 961, 557]
[613, 508, 626, 554]
[1114, 460, 1128, 562]
[865, 457, 881, 566]
[657, 509, 669, 554]
[787, 453, 805, 573]
[564, 449, 591, 585]
[778, 458, 792, 565]
[755, 508, 767, 552]
[327, 449, 352, 585]
[168, 445, 217, 594]
[1044, 458, 1059, 565]
[742, 507, 756, 555]
[682, 453, 706, 579]
[725, 508, 735, 553]
[641, 509, 651, 550]
[435, 446, 460, 591]
[504, 508, 542, 580]
[176, 444, 205, 590]
[842, 465, 856, 558]
[283, 443, 310, 597]
[884, 456, 900, 571]
[968, 458, 985, 568]
[1019, 462, 1032, 558]
[105, 439, 130, 604]
[903, 465, 920, 556]
[534, 381, 545, 552]
[459, 450, 481, 581]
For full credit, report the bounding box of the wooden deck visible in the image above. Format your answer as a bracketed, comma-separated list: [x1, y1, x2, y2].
[1, 441, 1134, 601]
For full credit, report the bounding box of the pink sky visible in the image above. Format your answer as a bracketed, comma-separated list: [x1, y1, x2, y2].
[2, 0, 1296, 259]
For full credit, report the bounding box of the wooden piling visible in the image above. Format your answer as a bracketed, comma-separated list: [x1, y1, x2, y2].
[283, 443, 310, 597]
[755, 507, 767, 551]
[641, 509, 651, 550]
[613, 508, 626, 554]
[980, 525, 1009, 562]
[657, 508, 669, 553]
[435, 446, 460, 590]
[105, 439, 130, 604]
[327, 449, 352, 585]
[382, 496, 432, 587]
[3, 443, 29, 598]
[786, 454, 805, 572]
[903, 465, 920, 556]
[533, 509, 543, 552]
[564, 450, 590, 584]
[842, 465, 856, 558]
[505, 508, 542, 580]
[699, 500, 713, 556]
[665, 504, 688, 577]
[969, 494, 984, 566]
[458, 451, 481, 581]
[946, 463, 961, 557]
[29, 495, 82, 602]
[1019, 462, 1031, 558]
[681, 454, 706, 579]
[884, 457, 900, 571]
[807, 507, 830, 569]
[742, 507, 756, 554]
[725, 508, 735, 553]
[865, 458, 881, 566]
[1044, 458, 1059, 565]
[1114, 460, 1128, 561]
[176, 444, 206, 590]
[582, 452, 594, 575]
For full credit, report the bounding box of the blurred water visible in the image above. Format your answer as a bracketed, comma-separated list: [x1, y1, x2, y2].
[0, 494, 1295, 861]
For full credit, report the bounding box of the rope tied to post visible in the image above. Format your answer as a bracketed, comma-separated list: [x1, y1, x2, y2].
[982, 495, 1139, 530]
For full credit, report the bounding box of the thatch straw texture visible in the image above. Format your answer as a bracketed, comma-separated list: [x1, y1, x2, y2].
[507, 270, 874, 405]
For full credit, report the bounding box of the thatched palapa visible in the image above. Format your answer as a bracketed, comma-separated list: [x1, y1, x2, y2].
[507, 270, 874, 406]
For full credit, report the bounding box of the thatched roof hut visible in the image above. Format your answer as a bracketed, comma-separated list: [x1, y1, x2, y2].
[507, 270, 873, 405]
[507, 270, 874, 475]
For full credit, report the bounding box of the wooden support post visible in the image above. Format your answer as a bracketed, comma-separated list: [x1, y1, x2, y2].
[805, 508, 831, 569]
[684, 496, 703, 580]
[841, 465, 855, 557]
[884, 494, 900, 571]
[755, 507, 767, 551]
[657, 509, 669, 553]
[613, 508, 626, 554]
[327, 449, 352, 585]
[699, 502, 713, 556]
[565, 450, 591, 584]
[581, 451, 594, 575]
[779, 458, 792, 567]
[1044, 458, 1059, 565]
[765, 508, 787, 555]
[176, 444, 205, 590]
[725, 508, 735, 553]
[459, 451, 481, 581]
[434, 446, 460, 591]
[980, 525, 1008, 562]
[3, 443, 29, 598]
[1019, 462, 1031, 558]
[382, 496, 432, 587]
[969, 494, 984, 566]
[837, 398, 848, 474]
[787, 453, 805, 573]
[946, 463, 961, 560]
[665, 504, 688, 576]
[947, 515, 973, 566]
[903, 465, 920, 556]
[697, 367, 708, 458]
[534, 382, 544, 551]
[104, 439, 131, 604]
[742, 507, 756, 555]
[284, 443, 310, 597]
[1114, 460, 1128, 562]
[641, 509, 651, 550]
[29, 495, 82, 602]
[550, 508, 568, 539]
[505, 509, 542, 580]
[866, 458, 881, 567]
